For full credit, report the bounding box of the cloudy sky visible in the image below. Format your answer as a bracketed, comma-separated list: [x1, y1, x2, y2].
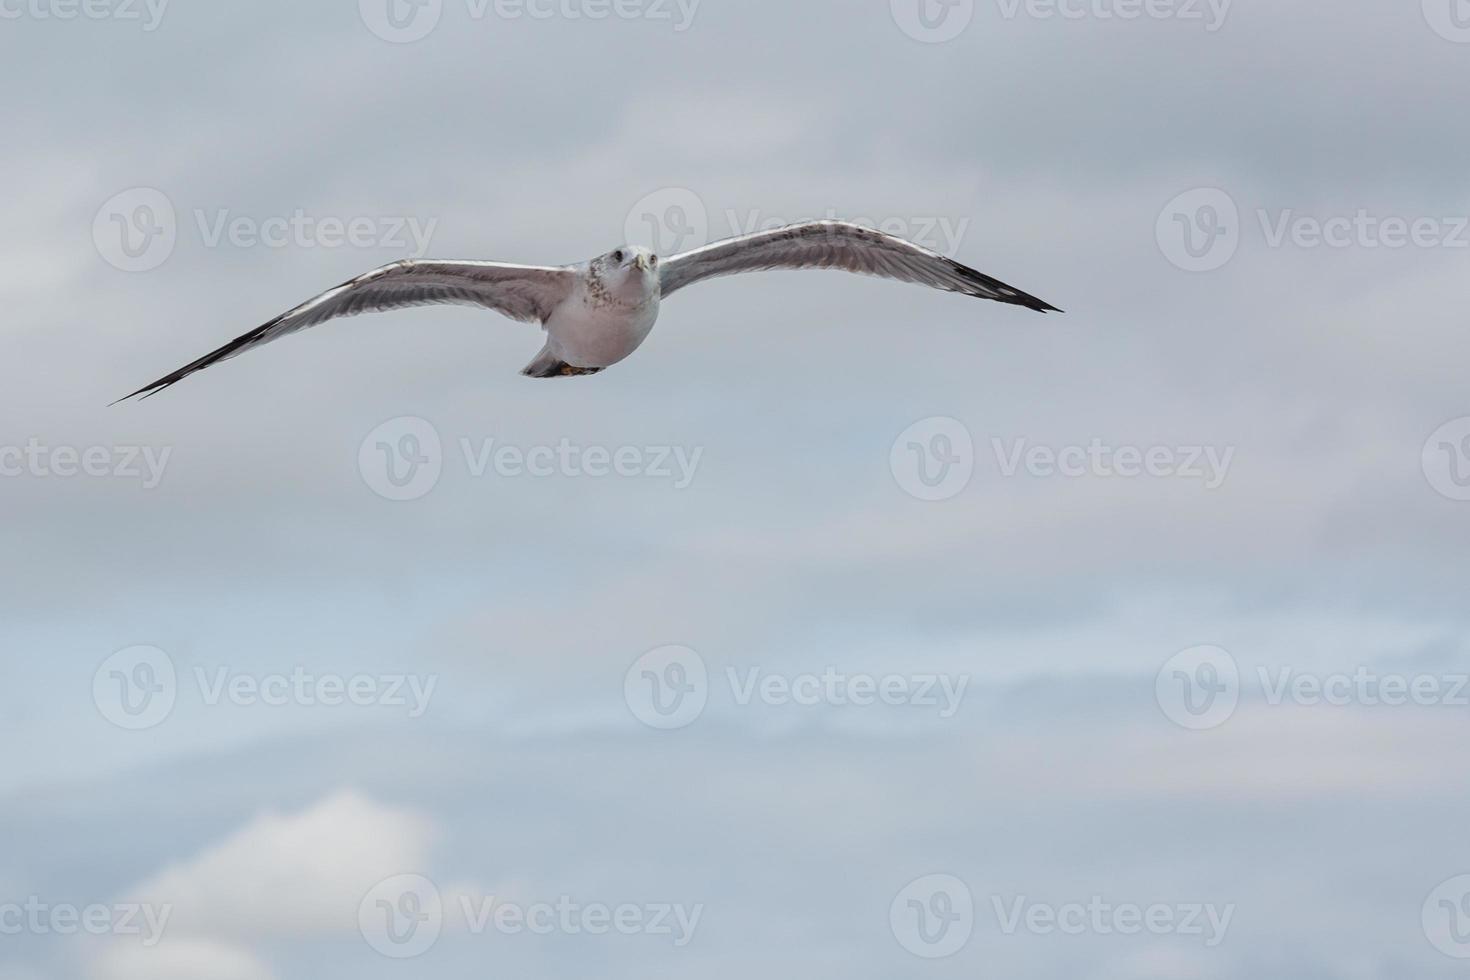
[3, 0, 1470, 977]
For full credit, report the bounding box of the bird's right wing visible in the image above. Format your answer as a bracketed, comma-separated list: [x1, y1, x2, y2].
[115, 260, 577, 402]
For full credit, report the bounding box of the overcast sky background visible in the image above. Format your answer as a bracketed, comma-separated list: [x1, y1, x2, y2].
[3, 0, 1470, 977]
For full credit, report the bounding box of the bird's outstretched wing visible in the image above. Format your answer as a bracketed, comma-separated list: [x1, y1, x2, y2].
[658, 221, 1060, 313]
[114, 260, 577, 402]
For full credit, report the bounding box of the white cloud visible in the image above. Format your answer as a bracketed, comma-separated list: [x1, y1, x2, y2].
[125, 791, 434, 939]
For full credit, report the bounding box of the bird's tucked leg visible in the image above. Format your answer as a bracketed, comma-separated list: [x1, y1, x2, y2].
[520, 345, 604, 379]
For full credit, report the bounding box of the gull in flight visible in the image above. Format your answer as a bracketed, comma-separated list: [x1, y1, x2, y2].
[115, 221, 1060, 401]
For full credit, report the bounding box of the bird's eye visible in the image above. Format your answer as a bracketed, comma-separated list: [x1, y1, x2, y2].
[612, 250, 624, 263]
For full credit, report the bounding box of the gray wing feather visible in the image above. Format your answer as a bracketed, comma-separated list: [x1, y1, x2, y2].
[658, 221, 1060, 313]
[115, 260, 576, 401]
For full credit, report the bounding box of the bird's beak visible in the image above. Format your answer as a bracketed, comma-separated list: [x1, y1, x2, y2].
[635, 255, 650, 272]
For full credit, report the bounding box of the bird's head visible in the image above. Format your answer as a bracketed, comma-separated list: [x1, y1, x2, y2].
[593, 245, 659, 296]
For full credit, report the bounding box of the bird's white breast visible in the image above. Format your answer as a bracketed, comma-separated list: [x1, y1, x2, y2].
[546, 273, 660, 369]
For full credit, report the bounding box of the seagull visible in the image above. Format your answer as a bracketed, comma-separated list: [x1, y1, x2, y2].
[114, 220, 1060, 401]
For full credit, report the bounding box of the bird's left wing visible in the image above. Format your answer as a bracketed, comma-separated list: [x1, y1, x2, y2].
[114, 260, 576, 402]
[658, 221, 1060, 313]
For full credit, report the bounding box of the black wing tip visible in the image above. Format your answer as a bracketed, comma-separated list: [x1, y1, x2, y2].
[949, 260, 1061, 314]
[110, 319, 281, 406]
[109, 375, 181, 406]
[110, 357, 213, 405]
[998, 290, 1063, 314]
